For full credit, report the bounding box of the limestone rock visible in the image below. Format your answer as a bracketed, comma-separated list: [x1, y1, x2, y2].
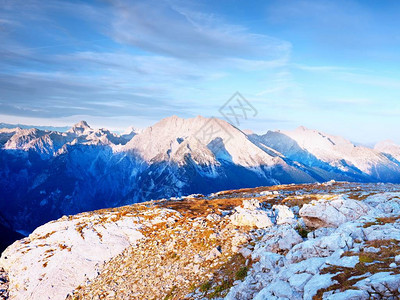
[254, 225, 303, 254]
[206, 247, 222, 261]
[299, 196, 370, 228]
[324, 289, 370, 300]
[230, 200, 273, 228]
[2, 183, 400, 300]
[273, 205, 296, 225]
[0, 213, 143, 300]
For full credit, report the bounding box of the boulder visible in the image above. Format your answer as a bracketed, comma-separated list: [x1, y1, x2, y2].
[354, 272, 400, 296]
[273, 205, 296, 225]
[253, 280, 294, 300]
[242, 199, 262, 210]
[253, 225, 303, 254]
[0, 214, 143, 300]
[303, 273, 336, 300]
[230, 200, 273, 228]
[286, 233, 353, 263]
[206, 247, 221, 261]
[299, 196, 370, 228]
[324, 289, 370, 300]
[364, 192, 400, 215]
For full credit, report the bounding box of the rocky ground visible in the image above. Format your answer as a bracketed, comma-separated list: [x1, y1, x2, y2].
[0, 267, 9, 300]
[2, 181, 400, 299]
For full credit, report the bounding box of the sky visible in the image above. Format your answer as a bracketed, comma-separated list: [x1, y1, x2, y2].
[1, 0, 400, 144]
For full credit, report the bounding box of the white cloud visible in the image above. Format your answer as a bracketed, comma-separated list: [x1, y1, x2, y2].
[108, 0, 291, 61]
[293, 64, 358, 73]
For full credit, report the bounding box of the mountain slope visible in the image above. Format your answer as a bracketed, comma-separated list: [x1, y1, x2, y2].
[122, 116, 316, 191]
[123, 115, 280, 167]
[2, 182, 400, 299]
[1, 116, 400, 238]
[254, 126, 400, 182]
[375, 140, 400, 163]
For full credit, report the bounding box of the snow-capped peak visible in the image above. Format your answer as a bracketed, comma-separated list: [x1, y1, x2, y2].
[281, 126, 350, 151]
[118, 114, 294, 193]
[121, 115, 280, 168]
[376, 139, 398, 149]
[375, 139, 400, 161]
[122, 126, 137, 135]
[67, 121, 92, 136]
[258, 126, 400, 178]
[296, 125, 308, 132]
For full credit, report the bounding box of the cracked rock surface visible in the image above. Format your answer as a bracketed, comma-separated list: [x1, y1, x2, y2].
[2, 182, 400, 299]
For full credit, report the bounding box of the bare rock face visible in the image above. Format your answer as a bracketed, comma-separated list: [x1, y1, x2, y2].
[230, 199, 273, 228]
[253, 225, 303, 255]
[3, 183, 400, 300]
[299, 196, 370, 228]
[0, 212, 144, 300]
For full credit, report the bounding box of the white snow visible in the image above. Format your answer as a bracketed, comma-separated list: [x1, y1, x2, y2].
[375, 139, 400, 162]
[121, 115, 287, 168]
[258, 126, 400, 179]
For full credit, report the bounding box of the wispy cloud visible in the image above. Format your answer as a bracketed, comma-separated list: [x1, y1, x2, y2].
[294, 63, 400, 89]
[0, 0, 292, 126]
[108, 0, 291, 61]
[0, 70, 182, 118]
[1, 0, 400, 143]
[336, 72, 400, 89]
[293, 64, 359, 73]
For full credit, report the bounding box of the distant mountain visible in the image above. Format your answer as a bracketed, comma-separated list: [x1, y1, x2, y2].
[252, 126, 400, 182]
[375, 140, 400, 163]
[0, 122, 70, 132]
[1, 116, 400, 237]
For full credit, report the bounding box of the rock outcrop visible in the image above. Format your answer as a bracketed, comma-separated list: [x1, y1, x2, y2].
[230, 199, 273, 228]
[2, 182, 400, 299]
[299, 195, 370, 228]
[1, 211, 143, 300]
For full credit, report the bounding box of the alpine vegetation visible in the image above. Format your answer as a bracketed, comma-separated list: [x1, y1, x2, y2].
[2, 182, 400, 299]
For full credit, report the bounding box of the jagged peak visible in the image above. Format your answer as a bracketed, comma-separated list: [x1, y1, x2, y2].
[122, 126, 137, 135]
[156, 115, 229, 128]
[293, 126, 324, 136]
[158, 115, 182, 124]
[72, 120, 91, 129]
[68, 120, 92, 135]
[193, 115, 207, 121]
[296, 125, 308, 131]
[150, 115, 214, 132]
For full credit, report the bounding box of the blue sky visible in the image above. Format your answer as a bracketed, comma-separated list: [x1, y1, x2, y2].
[1, 0, 400, 143]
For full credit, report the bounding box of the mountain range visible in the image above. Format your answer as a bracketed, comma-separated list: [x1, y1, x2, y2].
[1, 115, 400, 237]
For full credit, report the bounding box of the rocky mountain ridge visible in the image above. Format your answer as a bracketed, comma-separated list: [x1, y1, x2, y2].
[2, 182, 400, 299]
[2, 116, 400, 238]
